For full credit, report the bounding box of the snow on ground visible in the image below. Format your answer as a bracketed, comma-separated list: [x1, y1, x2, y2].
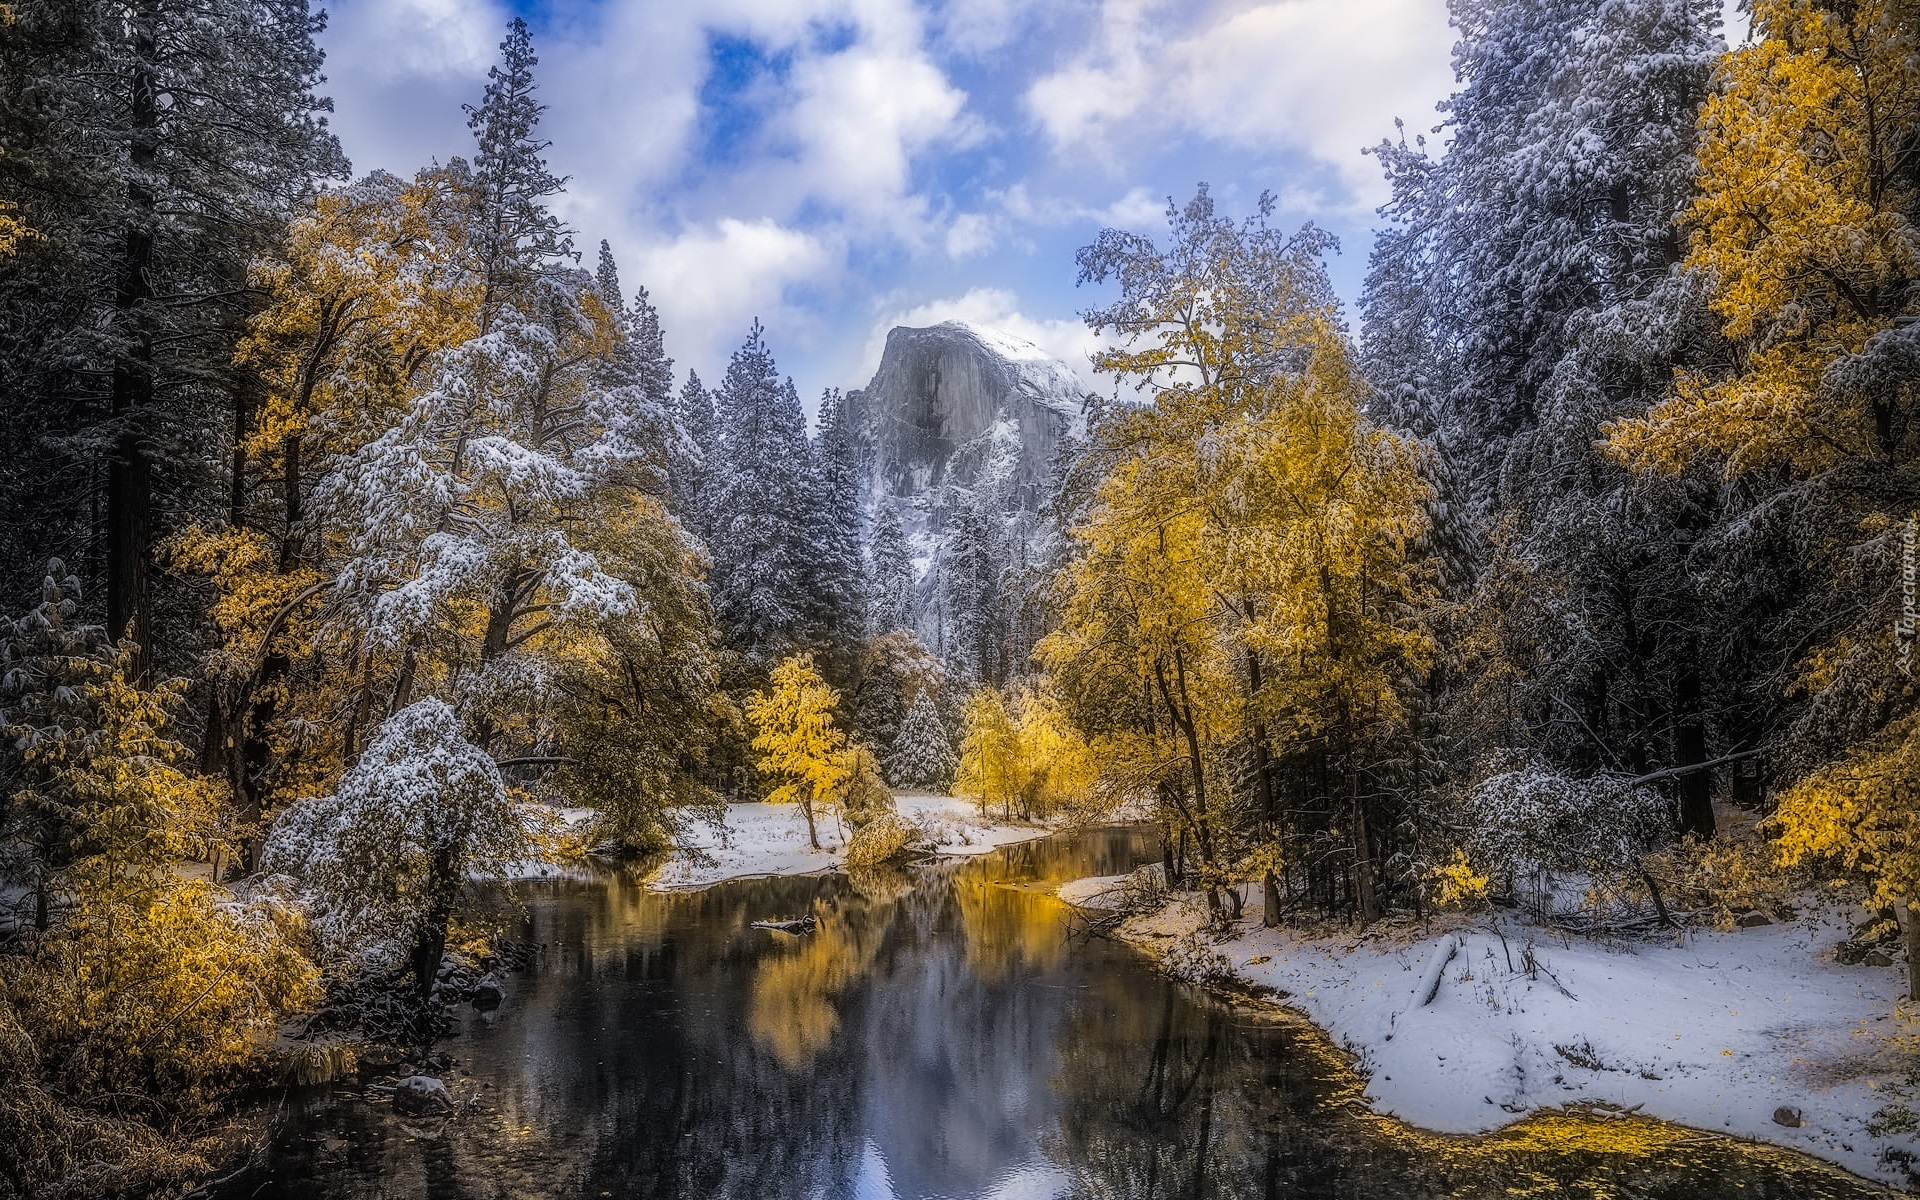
[647, 792, 1053, 890]
[1056, 875, 1132, 909]
[1085, 885, 1920, 1186]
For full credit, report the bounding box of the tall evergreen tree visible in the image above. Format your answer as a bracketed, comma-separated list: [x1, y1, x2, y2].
[465, 16, 569, 326]
[708, 322, 814, 661]
[890, 690, 956, 790]
[0, 0, 344, 675]
[670, 370, 719, 546]
[1360, 0, 1730, 833]
[809, 387, 867, 677]
[867, 505, 917, 635]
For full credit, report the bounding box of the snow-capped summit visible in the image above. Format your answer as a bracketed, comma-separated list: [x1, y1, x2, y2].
[845, 321, 1089, 508]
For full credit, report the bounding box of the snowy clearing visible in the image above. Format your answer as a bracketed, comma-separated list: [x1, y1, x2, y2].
[1084, 885, 1920, 1187]
[646, 791, 1054, 890]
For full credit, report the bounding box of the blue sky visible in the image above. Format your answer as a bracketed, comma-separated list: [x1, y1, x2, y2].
[311, 0, 1721, 411]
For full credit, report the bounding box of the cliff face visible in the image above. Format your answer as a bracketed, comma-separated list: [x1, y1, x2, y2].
[847, 321, 1086, 510]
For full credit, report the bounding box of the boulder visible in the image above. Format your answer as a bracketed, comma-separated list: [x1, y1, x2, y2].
[1772, 1105, 1803, 1128]
[1736, 911, 1773, 928]
[471, 973, 505, 1011]
[1836, 941, 1868, 965]
[391, 1075, 453, 1116]
[1865, 950, 1895, 967]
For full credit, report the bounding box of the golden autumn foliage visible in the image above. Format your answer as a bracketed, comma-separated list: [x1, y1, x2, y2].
[1042, 259, 1432, 919]
[1598, 0, 1920, 995]
[1771, 711, 1920, 914]
[0, 571, 317, 1187]
[1606, 0, 1919, 477]
[747, 654, 848, 850]
[954, 683, 1097, 822]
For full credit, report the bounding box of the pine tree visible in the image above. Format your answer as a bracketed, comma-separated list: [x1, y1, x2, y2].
[708, 322, 814, 661]
[889, 690, 956, 791]
[671, 370, 719, 544]
[0, 0, 344, 673]
[809, 387, 867, 676]
[1359, 0, 1731, 835]
[465, 16, 570, 324]
[867, 505, 917, 635]
[941, 493, 1003, 685]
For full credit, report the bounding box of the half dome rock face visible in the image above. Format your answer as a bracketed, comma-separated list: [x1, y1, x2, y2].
[848, 321, 1087, 509]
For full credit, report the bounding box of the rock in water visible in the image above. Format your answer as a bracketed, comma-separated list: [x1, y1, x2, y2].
[471, 973, 505, 1011]
[847, 322, 1086, 509]
[392, 1075, 453, 1115]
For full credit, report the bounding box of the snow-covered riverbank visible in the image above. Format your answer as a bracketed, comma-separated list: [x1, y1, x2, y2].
[1063, 879, 1920, 1187]
[647, 791, 1054, 889]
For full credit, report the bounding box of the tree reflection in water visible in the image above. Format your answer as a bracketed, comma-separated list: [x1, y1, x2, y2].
[222, 827, 1892, 1200]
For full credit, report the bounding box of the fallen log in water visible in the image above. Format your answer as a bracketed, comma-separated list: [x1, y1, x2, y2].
[751, 915, 817, 935]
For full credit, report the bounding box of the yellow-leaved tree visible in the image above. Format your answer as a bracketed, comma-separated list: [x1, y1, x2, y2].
[1211, 321, 1436, 923]
[747, 655, 848, 850]
[1051, 185, 1435, 925]
[1772, 714, 1920, 999]
[1607, 0, 1918, 479]
[1603, 0, 1920, 997]
[954, 684, 1096, 822]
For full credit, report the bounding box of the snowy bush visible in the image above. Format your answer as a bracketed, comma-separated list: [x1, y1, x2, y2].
[262, 698, 527, 976]
[1164, 928, 1234, 986]
[845, 812, 919, 869]
[1463, 762, 1670, 888]
[836, 744, 894, 830]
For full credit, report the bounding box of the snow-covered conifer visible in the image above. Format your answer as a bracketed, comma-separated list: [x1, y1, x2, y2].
[707, 323, 815, 661]
[890, 690, 956, 791]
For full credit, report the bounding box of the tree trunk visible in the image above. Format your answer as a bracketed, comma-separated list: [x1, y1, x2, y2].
[801, 792, 820, 850]
[412, 846, 457, 1010]
[1350, 763, 1379, 925]
[1674, 660, 1714, 838]
[1902, 900, 1920, 1003]
[108, 2, 158, 680]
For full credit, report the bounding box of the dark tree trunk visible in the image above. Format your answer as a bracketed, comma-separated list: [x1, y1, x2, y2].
[1674, 661, 1714, 838]
[1350, 749, 1379, 925]
[1904, 900, 1920, 1003]
[107, 3, 158, 680]
[800, 792, 820, 850]
[412, 846, 457, 1010]
[1246, 642, 1283, 928]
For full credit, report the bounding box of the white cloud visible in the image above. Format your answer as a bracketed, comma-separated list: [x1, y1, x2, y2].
[1024, 0, 1455, 204]
[932, 0, 1042, 57]
[777, 42, 969, 229]
[944, 212, 996, 258]
[633, 218, 838, 373]
[326, 0, 503, 83]
[861, 287, 1107, 391]
[319, 0, 510, 176]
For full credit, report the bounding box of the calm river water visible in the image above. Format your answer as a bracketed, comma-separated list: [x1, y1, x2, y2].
[224, 825, 1889, 1199]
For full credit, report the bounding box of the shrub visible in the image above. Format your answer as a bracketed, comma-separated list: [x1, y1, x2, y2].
[845, 812, 918, 868]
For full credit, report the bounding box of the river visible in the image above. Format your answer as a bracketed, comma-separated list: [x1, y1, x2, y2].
[223, 825, 1889, 1198]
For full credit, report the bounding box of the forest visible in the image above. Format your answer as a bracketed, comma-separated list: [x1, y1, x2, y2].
[0, 0, 1914, 1194]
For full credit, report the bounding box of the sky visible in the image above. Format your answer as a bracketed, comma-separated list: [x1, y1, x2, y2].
[312, 0, 1734, 412]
